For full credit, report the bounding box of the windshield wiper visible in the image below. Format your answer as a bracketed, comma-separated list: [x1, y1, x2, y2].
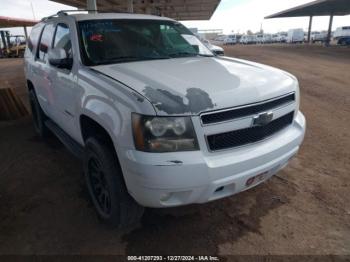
[168, 52, 214, 58]
[95, 55, 170, 65]
[168, 51, 198, 58]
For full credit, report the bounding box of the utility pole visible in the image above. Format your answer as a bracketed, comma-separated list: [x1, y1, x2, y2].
[87, 0, 97, 13]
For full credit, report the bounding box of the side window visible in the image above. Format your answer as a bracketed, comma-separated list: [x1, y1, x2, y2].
[53, 23, 72, 59]
[37, 23, 55, 61]
[27, 25, 43, 54]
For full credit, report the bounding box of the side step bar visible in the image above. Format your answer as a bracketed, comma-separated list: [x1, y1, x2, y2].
[45, 119, 84, 160]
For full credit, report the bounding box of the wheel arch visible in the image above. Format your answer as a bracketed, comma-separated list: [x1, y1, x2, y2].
[79, 113, 116, 149]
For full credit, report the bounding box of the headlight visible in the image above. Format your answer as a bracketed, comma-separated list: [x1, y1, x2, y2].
[132, 113, 199, 152]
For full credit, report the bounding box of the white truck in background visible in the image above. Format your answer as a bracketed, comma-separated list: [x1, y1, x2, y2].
[223, 34, 237, 45]
[311, 31, 328, 43]
[287, 29, 304, 43]
[278, 32, 288, 43]
[256, 34, 264, 44]
[333, 26, 350, 45]
[262, 34, 272, 44]
[240, 35, 256, 44]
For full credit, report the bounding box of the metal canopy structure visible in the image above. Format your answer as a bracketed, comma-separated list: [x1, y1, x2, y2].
[0, 16, 39, 39]
[265, 0, 350, 18]
[265, 0, 350, 44]
[0, 16, 38, 28]
[50, 0, 221, 20]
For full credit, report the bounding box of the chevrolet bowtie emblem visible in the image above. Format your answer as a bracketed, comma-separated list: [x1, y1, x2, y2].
[253, 111, 274, 126]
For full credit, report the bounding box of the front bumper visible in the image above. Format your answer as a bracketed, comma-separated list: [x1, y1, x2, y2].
[120, 111, 306, 208]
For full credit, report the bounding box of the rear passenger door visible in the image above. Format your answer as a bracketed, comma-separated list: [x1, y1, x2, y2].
[34, 23, 56, 116]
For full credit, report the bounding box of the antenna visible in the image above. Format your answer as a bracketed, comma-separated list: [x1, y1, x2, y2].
[29, 1, 36, 20]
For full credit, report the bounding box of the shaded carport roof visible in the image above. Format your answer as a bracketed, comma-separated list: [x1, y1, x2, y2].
[0, 16, 38, 28]
[265, 0, 350, 45]
[265, 0, 350, 18]
[50, 0, 221, 20]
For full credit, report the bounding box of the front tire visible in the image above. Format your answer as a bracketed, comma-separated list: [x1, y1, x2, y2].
[84, 137, 144, 227]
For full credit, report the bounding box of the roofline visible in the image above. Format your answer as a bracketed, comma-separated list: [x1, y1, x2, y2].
[41, 10, 175, 22]
[265, 0, 349, 19]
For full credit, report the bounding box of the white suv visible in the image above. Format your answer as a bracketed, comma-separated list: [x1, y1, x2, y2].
[24, 11, 306, 227]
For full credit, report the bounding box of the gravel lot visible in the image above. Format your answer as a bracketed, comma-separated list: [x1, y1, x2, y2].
[0, 45, 349, 256]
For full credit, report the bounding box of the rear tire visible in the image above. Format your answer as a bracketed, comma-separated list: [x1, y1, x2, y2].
[84, 137, 144, 228]
[29, 89, 50, 138]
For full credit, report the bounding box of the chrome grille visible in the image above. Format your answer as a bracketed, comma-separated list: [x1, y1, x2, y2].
[206, 112, 294, 151]
[201, 93, 295, 125]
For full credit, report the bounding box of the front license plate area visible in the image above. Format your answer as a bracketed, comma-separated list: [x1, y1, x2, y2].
[245, 171, 269, 187]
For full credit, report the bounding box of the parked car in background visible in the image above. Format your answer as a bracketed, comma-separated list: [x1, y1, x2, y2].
[202, 39, 225, 55]
[311, 31, 327, 43]
[256, 34, 264, 44]
[334, 26, 350, 45]
[272, 34, 279, 43]
[277, 32, 288, 43]
[214, 34, 226, 42]
[262, 34, 272, 44]
[223, 34, 237, 45]
[240, 35, 256, 44]
[287, 29, 304, 43]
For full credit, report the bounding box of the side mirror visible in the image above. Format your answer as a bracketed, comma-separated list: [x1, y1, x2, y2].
[213, 50, 224, 56]
[48, 48, 72, 69]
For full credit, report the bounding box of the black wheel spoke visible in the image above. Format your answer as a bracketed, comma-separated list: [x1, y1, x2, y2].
[88, 156, 111, 215]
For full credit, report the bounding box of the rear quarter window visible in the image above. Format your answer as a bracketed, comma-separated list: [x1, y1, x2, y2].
[37, 23, 55, 61]
[27, 25, 43, 54]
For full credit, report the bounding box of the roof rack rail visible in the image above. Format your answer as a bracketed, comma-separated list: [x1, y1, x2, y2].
[57, 9, 97, 15]
[41, 9, 97, 21]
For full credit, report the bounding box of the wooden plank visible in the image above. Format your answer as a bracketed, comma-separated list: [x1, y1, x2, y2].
[0, 88, 29, 121]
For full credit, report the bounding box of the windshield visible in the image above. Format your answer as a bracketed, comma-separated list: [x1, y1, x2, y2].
[78, 19, 213, 65]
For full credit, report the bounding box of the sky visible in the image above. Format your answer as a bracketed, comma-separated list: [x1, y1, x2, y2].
[1, 0, 349, 35]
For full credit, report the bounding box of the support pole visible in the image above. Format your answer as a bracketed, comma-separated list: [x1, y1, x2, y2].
[326, 13, 334, 46]
[307, 16, 313, 43]
[23, 26, 28, 40]
[5, 31, 11, 48]
[87, 0, 97, 13]
[127, 0, 133, 13]
[0, 31, 7, 50]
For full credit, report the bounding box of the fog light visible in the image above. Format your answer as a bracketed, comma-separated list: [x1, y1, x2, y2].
[160, 193, 171, 202]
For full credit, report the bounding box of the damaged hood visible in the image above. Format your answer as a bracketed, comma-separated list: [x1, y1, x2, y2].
[92, 56, 297, 115]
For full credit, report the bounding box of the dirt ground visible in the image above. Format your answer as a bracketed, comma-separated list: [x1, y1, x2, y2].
[0, 45, 349, 256]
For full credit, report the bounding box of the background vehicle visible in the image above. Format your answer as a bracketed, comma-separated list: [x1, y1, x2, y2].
[213, 34, 226, 42]
[255, 34, 264, 44]
[223, 34, 237, 45]
[262, 34, 272, 44]
[311, 31, 327, 43]
[277, 32, 288, 43]
[287, 29, 304, 43]
[334, 26, 350, 45]
[201, 38, 224, 55]
[272, 34, 279, 43]
[240, 35, 256, 44]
